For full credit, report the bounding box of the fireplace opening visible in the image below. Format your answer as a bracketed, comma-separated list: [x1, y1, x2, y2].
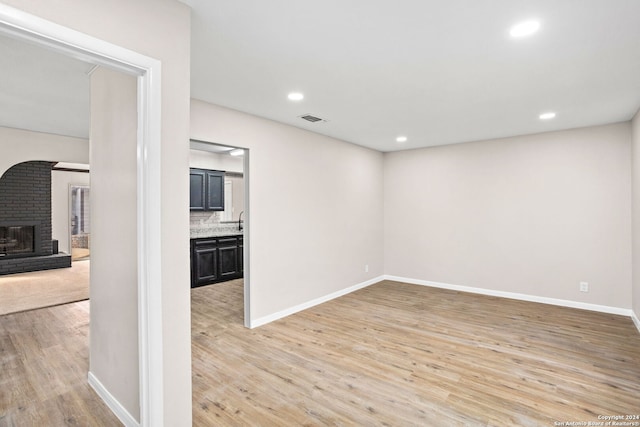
[0, 226, 35, 257]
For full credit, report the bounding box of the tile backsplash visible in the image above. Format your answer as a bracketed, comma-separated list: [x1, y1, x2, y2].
[190, 211, 221, 227]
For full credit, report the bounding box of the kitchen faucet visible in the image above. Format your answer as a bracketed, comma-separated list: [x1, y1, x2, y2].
[238, 211, 244, 231]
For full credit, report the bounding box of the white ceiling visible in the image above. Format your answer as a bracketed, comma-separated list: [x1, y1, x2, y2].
[0, 35, 92, 139]
[2, 2, 639, 151]
[184, 0, 640, 151]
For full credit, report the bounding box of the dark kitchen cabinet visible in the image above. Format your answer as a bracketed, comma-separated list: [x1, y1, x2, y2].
[191, 235, 243, 288]
[192, 239, 218, 287]
[238, 236, 244, 274]
[190, 168, 224, 211]
[218, 237, 239, 280]
[189, 169, 206, 211]
[206, 170, 225, 211]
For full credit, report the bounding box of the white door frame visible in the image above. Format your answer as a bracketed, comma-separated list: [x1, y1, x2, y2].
[0, 5, 163, 427]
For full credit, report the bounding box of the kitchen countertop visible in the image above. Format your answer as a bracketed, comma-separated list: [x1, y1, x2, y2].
[190, 228, 243, 239]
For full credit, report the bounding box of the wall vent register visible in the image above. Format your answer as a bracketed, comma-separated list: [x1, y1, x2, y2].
[299, 114, 325, 123]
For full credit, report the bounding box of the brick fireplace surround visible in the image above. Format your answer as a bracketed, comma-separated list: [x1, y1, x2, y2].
[0, 161, 71, 275]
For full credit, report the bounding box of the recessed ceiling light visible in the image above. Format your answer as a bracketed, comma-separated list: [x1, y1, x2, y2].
[288, 92, 304, 101]
[396, 136, 408, 143]
[510, 20, 540, 38]
[539, 112, 556, 120]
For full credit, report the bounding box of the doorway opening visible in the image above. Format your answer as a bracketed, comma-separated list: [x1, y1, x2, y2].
[189, 139, 251, 422]
[189, 139, 250, 327]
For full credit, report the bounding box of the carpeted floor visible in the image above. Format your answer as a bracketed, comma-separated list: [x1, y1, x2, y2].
[0, 260, 89, 316]
[71, 247, 91, 261]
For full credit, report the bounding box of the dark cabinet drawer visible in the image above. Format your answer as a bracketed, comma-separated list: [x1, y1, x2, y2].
[217, 237, 238, 246]
[194, 238, 218, 248]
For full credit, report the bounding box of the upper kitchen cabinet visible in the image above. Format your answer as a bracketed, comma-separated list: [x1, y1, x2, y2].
[190, 168, 225, 211]
[206, 170, 224, 211]
[190, 169, 206, 210]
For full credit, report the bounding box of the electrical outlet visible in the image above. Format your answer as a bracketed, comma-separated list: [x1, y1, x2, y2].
[365, 264, 369, 273]
[580, 282, 589, 292]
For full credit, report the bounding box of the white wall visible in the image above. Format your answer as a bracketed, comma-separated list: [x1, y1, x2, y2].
[229, 174, 244, 221]
[0, 126, 88, 178]
[51, 170, 90, 254]
[191, 99, 385, 322]
[384, 123, 633, 310]
[632, 110, 640, 323]
[189, 149, 244, 173]
[90, 67, 140, 421]
[3, 1, 192, 424]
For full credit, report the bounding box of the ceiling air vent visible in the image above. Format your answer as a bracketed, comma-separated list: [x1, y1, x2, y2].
[299, 114, 325, 123]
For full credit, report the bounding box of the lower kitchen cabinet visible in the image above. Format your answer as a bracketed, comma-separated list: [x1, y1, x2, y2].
[192, 239, 218, 287]
[191, 235, 243, 288]
[218, 237, 239, 281]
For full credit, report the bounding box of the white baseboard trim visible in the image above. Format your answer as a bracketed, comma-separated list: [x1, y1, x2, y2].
[250, 275, 385, 328]
[384, 275, 634, 317]
[88, 371, 139, 427]
[632, 311, 640, 334]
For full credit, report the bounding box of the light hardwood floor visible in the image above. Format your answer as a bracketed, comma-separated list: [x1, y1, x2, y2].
[192, 280, 640, 426]
[0, 300, 121, 426]
[2, 280, 638, 426]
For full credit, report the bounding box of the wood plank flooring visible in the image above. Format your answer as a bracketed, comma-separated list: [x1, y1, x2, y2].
[2, 279, 638, 426]
[192, 280, 640, 426]
[0, 300, 121, 426]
